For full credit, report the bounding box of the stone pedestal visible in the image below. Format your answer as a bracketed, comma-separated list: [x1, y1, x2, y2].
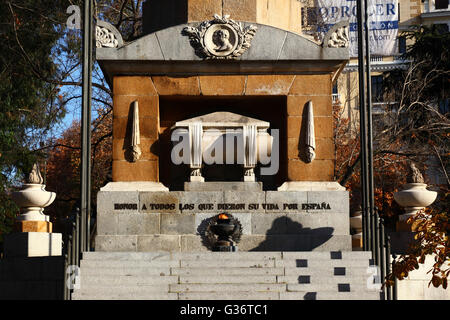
[95, 182, 351, 252]
[3, 232, 62, 258]
[15, 220, 53, 233]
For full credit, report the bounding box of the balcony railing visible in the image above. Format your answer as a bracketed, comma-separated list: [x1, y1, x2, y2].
[332, 93, 340, 105]
[370, 56, 383, 63]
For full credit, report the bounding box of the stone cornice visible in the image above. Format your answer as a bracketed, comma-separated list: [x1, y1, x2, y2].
[97, 22, 349, 85]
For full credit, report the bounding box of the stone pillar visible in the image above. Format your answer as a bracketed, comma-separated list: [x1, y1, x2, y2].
[5, 164, 61, 257]
[189, 122, 204, 182]
[243, 124, 257, 182]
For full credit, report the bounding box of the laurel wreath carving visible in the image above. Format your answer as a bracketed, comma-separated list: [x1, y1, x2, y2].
[203, 213, 243, 250]
[182, 14, 257, 60]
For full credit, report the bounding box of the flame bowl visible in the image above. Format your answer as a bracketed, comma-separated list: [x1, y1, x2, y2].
[211, 220, 235, 238]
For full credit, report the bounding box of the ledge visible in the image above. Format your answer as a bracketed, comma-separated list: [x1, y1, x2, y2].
[97, 22, 349, 84]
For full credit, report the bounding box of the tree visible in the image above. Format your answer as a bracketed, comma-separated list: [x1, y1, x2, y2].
[334, 25, 449, 288]
[0, 1, 144, 247]
[45, 107, 112, 233]
[0, 0, 71, 247]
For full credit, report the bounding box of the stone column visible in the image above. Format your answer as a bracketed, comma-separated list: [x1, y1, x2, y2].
[189, 122, 204, 182]
[243, 125, 257, 182]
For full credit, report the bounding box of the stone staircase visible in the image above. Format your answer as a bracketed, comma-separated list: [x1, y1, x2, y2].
[71, 251, 382, 300]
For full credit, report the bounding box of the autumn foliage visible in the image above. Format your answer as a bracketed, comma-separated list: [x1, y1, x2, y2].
[45, 108, 112, 232]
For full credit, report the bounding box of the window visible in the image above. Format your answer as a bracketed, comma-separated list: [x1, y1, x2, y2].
[332, 83, 338, 94]
[439, 99, 449, 114]
[371, 76, 384, 102]
[398, 36, 406, 54]
[435, 0, 449, 10]
[435, 23, 449, 34]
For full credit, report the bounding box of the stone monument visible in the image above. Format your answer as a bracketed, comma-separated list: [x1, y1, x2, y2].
[94, 0, 351, 252]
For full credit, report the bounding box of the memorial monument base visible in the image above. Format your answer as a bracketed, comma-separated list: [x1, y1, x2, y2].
[95, 181, 352, 252]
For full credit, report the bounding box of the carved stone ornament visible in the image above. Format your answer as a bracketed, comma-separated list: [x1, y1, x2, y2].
[323, 21, 349, 48]
[28, 163, 44, 184]
[305, 101, 316, 163]
[406, 162, 425, 184]
[129, 101, 141, 162]
[182, 14, 257, 60]
[96, 26, 119, 48]
[95, 20, 123, 48]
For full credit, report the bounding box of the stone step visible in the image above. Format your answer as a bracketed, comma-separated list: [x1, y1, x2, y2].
[280, 291, 382, 300]
[81, 267, 172, 276]
[72, 291, 178, 300]
[276, 259, 371, 268]
[82, 251, 372, 261]
[277, 275, 372, 284]
[178, 291, 280, 300]
[281, 251, 372, 260]
[78, 265, 372, 277]
[169, 283, 286, 293]
[180, 260, 276, 268]
[284, 266, 371, 276]
[80, 260, 180, 268]
[80, 258, 371, 269]
[179, 275, 277, 284]
[171, 267, 285, 276]
[79, 275, 178, 286]
[82, 252, 172, 261]
[286, 283, 381, 292]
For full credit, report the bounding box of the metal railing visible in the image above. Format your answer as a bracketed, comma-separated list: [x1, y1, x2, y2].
[362, 207, 397, 300]
[63, 205, 81, 300]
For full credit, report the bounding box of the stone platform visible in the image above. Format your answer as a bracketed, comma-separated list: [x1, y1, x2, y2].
[95, 183, 351, 252]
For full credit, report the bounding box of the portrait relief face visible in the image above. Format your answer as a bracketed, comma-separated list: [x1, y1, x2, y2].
[212, 29, 233, 52]
[203, 23, 239, 57]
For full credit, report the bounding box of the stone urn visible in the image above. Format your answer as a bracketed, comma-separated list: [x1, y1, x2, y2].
[11, 164, 56, 222]
[393, 163, 437, 222]
[394, 183, 437, 221]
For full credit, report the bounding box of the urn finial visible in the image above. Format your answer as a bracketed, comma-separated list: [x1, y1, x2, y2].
[27, 163, 44, 184]
[406, 162, 424, 184]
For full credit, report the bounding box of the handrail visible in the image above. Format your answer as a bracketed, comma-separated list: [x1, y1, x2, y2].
[362, 207, 397, 300]
[63, 205, 81, 300]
